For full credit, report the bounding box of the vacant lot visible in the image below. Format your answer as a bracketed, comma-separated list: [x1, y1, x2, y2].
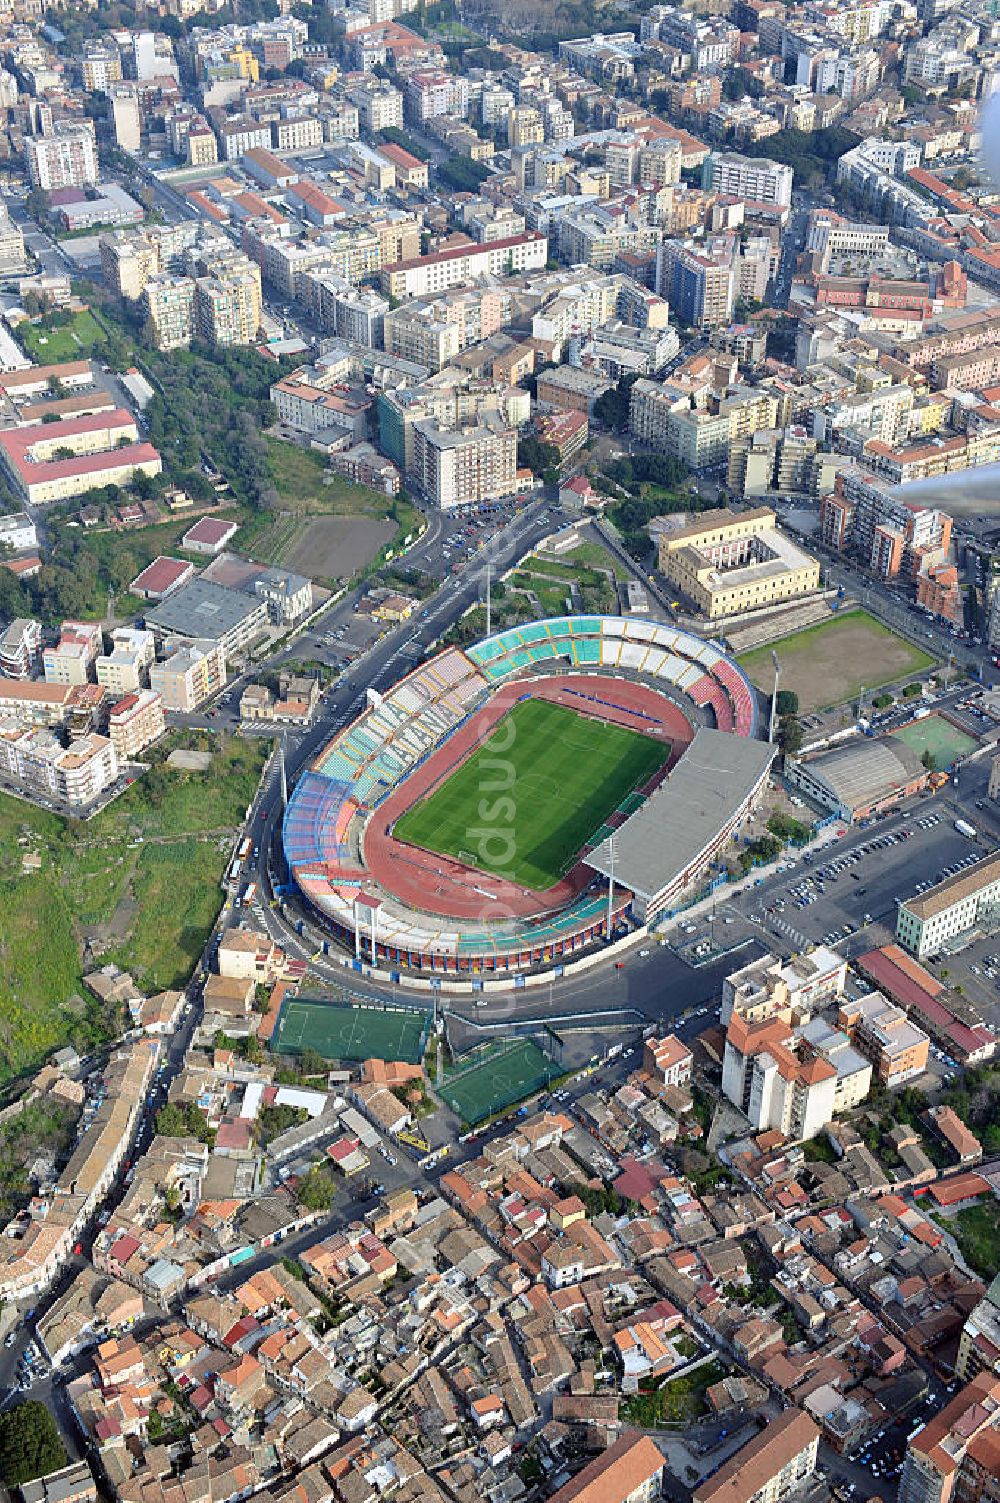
[283, 515, 397, 580]
[945, 1200, 1000, 1279]
[891, 714, 978, 770]
[738, 610, 935, 714]
[244, 440, 420, 581]
[393, 698, 669, 891]
[0, 734, 266, 1082]
[18, 309, 106, 362]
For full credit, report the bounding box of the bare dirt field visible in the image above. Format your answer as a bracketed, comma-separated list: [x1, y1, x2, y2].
[738, 610, 936, 714]
[282, 515, 396, 580]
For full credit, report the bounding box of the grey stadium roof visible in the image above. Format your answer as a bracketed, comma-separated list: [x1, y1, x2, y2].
[795, 737, 925, 811]
[586, 727, 774, 901]
[145, 578, 265, 641]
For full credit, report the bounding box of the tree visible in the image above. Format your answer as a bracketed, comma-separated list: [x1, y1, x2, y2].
[0, 1401, 68, 1487]
[921, 748, 935, 771]
[297, 1163, 335, 1211]
[517, 435, 560, 477]
[775, 688, 799, 717]
[777, 715, 803, 756]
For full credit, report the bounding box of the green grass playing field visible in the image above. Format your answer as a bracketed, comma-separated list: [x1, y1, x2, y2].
[393, 698, 670, 891]
[439, 1038, 554, 1125]
[274, 999, 427, 1064]
[890, 714, 978, 770]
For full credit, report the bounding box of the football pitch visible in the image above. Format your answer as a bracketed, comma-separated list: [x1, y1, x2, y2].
[891, 714, 978, 770]
[392, 698, 670, 891]
[439, 1039, 555, 1125]
[274, 998, 428, 1064]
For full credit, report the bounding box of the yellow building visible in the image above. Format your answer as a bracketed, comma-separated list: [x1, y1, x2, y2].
[656, 506, 820, 620]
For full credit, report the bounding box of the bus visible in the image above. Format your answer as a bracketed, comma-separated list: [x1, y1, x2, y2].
[242, 881, 258, 906]
[237, 837, 252, 862]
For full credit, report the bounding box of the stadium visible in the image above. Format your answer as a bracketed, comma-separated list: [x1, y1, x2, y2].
[281, 615, 773, 976]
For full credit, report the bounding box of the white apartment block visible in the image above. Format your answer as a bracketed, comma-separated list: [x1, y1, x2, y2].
[381, 233, 548, 301]
[412, 420, 517, 509]
[703, 151, 793, 207]
[96, 627, 156, 696]
[0, 725, 118, 808]
[24, 123, 99, 190]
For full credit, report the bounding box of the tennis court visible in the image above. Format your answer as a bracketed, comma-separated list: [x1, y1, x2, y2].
[891, 714, 978, 770]
[274, 997, 429, 1064]
[438, 1038, 556, 1124]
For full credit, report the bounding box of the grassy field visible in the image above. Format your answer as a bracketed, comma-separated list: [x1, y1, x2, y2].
[18, 309, 106, 362]
[891, 715, 978, 770]
[393, 698, 669, 890]
[0, 734, 267, 1081]
[273, 999, 429, 1064]
[946, 1200, 1000, 1279]
[737, 610, 936, 714]
[438, 1038, 555, 1124]
[45, 507, 250, 625]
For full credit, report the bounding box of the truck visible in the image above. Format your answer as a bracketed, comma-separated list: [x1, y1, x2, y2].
[955, 819, 977, 839]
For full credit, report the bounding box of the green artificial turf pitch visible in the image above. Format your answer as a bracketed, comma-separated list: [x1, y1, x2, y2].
[274, 999, 427, 1063]
[392, 697, 669, 891]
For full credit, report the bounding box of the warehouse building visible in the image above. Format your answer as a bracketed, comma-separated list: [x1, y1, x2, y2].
[785, 737, 928, 823]
[145, 579, 269, 658]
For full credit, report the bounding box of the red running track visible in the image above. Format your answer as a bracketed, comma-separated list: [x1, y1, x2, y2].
[362, 674, 694, 922]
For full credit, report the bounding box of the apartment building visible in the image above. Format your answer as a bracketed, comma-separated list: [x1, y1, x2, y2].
[656, 506, 820, 620]
[693, 1412, 820, 1503]
[96, 627, 156, 696]
[897, 854, 1000, 959]
[656, 237, 736, 328]
[720, 945, 867, 1140]
[823, 465, 953, 579]
[194, 263, 262, 346]
[957, 1276, 1000, 1382]
[412, 419, 517, 509]
[703, 150, 793, 207]
[346, 80, 404, 133]
[0, 679, 78, 729]
[143, 272, 197, 351]
[380, 232, 548, 301]
[837, 991, 930, 1084]
[150, 639, 226, 712]
[898, 1373, 1000, 1503]
[546, 1430, 664, 1502]
[0, 617, 43, 679]
[404, 70, 468, 125]
[107, 689, 165, 760]
[0, 724, 118, 809]
[43, 620, 103, 687]
[24, 122, 99, 190]
[384, 306, 460, 373]
[721, 947, 848, 1027]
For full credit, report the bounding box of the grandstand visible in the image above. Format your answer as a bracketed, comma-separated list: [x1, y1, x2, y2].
[283, 616, 761, 975]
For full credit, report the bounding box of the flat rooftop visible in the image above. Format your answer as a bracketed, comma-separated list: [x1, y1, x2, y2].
[586, 727, 773, 901]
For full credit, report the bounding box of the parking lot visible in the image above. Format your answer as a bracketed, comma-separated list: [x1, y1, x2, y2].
[666, 787, 1000, 1031]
